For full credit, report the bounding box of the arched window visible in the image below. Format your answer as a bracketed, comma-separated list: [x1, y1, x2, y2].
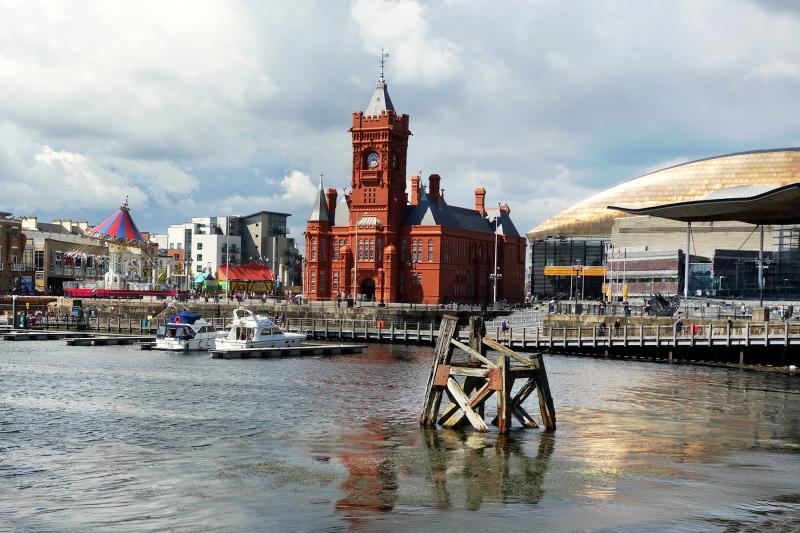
[428, 239, 434, 262]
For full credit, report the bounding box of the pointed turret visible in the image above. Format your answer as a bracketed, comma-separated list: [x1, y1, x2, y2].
[365, 79, 395, 116]
[308, 173, 331, 223]
[365, 48, 395, 116]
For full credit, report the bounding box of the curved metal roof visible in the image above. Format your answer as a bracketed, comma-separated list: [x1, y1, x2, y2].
[608, 182, 800, 224]
[528, 148, 800, 239]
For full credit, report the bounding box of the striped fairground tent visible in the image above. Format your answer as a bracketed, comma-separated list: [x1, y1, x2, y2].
[90, 198, 144, 242]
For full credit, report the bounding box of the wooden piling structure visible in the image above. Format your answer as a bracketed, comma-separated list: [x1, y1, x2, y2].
[420, 315, 556, 434]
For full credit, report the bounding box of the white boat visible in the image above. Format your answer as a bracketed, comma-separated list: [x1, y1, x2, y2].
[214, 308, 306, 351]
[155, 311, 227, 351]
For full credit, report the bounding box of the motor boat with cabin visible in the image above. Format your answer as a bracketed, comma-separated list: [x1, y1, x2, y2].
[155, 311, 227, 351]
[214, 308, 306, 351]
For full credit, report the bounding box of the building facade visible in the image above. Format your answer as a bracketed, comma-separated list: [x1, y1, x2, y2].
[304, 75, 526, 304]
[0, 212, 34, 293]
[165, 217, 242, 286]
[20, 217, 107, 294]
[238, 211, 298, 286]
[530, 237, 607, 299]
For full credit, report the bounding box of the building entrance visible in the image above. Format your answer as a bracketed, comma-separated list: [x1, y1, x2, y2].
[360, 278, 376, 301]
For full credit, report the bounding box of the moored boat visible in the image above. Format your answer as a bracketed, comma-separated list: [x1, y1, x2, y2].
[155, 311, 227, 351]
[214, 308, 305, 351]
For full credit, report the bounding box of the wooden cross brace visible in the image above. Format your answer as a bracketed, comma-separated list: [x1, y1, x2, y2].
[420, 315, 557, 434]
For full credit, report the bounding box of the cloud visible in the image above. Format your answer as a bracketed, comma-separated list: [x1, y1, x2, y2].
[0, 122, 146, 215]
[3, 0, 800, 241]
[350, 0, 462, 86]
[212, 170, 318, 235]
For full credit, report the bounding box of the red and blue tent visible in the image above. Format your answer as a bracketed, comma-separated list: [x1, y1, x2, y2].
[90, 199, 144, 242]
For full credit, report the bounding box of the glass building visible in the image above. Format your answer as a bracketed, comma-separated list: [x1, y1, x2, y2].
[530, 237, 606, 299]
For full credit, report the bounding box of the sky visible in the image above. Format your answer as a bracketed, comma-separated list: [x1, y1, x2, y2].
[2, 0, 800, 240]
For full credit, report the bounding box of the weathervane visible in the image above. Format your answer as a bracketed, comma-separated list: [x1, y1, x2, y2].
[379, 48, 390, 81]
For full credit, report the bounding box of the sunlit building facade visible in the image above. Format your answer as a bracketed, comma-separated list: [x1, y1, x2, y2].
[528, 149, 800, 299]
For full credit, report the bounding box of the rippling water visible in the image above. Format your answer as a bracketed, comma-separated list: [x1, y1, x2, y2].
[2, 342, 800, 532]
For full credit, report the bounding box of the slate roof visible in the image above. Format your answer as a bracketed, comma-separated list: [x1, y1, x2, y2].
[334, 199, 350, 226]
[307, 177, 331, 223]
[365, 79, 395, 116]
[402, 192, 521, 237]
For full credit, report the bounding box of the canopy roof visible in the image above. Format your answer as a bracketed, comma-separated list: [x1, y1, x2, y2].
[90, 199, 144, 241]
[607, 182, 800, 225]
[218, 263, 275, 282]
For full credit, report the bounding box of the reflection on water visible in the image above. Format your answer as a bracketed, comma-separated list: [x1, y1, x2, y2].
[420, 429, 554, 511]
[2, 342, 800, 531]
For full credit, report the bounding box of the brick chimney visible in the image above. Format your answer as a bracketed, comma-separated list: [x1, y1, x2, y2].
[410, 175, 421, 206]
[325, 188, 338, 222]
[474, 187, 486, 216]
[428, 174, 441, 206]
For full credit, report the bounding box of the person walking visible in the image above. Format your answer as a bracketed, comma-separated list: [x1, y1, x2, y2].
[501, 319, 510, 338]
[675, 318, 683, 335]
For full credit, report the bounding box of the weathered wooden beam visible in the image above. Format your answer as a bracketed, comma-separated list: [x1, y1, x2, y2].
[496, 354, 512, 434]
[468, 316, 486, 362]
[448, 366, 492, 378]
[450, 338, 497, 368]
[491, 377, 537, 426]
[482, 337, 540, 369]
[439, 381, 495, 427]
[445, 377, 489, 431]
[535, 366, 557, 431]
[512, 404, 539, 429]
[420, 315, 459, 426]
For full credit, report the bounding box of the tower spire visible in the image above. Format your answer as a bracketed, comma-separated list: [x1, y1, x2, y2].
[365, 49, 395, 115]
[379, 48, 389, 82]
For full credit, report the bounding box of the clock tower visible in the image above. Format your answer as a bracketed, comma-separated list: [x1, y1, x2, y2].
[348, 71, 410, 230]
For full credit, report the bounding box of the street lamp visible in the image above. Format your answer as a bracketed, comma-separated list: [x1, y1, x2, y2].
[571, 260, 583, 302]
[490, 203, 505, 305]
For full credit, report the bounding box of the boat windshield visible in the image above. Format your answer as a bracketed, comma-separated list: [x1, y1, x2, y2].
[234, 327, 255, 341]
[160, 325, 195, 340]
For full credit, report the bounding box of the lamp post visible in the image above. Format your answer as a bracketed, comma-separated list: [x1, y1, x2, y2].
[490, 203, 504, 305]
[225, 218, 230, 302]
[572, 260, 583, 301]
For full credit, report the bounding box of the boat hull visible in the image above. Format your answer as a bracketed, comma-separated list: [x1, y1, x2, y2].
[214, 334, 306, 351]
[155, 334, 225, 352]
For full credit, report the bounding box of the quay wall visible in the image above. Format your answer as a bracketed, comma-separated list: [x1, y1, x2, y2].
[53, 297, 500, 323]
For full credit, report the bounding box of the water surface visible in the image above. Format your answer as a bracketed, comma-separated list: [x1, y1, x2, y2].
[2, 342, 800, 531]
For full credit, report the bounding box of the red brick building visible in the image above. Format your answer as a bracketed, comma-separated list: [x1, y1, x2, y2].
[304, 75, 526, 304]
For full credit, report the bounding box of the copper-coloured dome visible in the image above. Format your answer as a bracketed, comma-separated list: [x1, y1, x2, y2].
[528, 148, 800, 240]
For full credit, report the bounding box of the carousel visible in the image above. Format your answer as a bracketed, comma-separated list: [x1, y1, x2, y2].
[62, 199, 176, 299]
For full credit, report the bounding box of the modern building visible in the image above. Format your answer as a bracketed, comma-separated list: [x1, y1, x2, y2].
[530, 148, 800, 240]
[238, 211, 298, 286]
[605, 248, 710, 299]
[304, 72, 527, 304]
[165, 217, 242, 287]
[528, 149, 800, 300]
[530, 237, 606, 299]
[0, 212, 34, 293]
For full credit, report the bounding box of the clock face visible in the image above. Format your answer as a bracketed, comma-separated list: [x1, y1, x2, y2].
[367, 151, 379, 169]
